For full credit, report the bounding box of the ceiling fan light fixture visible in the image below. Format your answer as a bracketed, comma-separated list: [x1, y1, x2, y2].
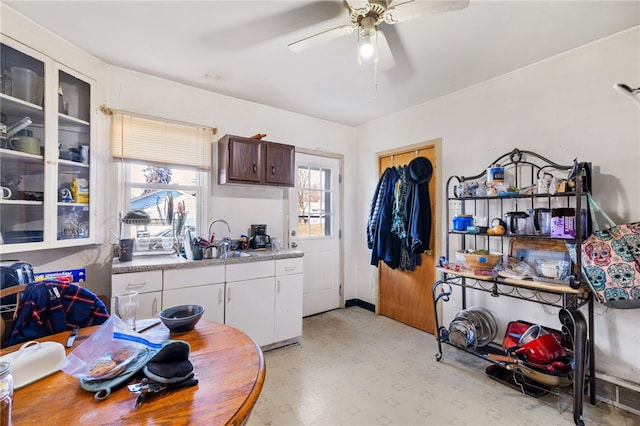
[358, 16, 377, 59]
[359, 36, 375, 58]
[359, 16, 377, 38]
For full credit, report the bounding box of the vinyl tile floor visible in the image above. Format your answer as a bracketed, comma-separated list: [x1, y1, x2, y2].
[248, 306, 639, 426]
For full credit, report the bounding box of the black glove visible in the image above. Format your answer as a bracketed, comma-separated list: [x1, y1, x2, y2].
[143, 340, 193, 384]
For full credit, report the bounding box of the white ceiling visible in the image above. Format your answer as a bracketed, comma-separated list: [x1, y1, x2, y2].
[5, 1, 639, 126]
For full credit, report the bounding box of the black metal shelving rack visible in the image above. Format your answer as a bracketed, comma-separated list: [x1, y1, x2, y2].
[432, 149, 595, 426]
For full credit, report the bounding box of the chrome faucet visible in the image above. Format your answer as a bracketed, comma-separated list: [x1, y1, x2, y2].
[208, 219, 231, 242]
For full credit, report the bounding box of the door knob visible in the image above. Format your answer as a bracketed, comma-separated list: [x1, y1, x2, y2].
[291, 242, 298, 248]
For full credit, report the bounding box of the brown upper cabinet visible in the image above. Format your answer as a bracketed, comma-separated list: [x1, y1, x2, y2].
[218, 134, 295, 187]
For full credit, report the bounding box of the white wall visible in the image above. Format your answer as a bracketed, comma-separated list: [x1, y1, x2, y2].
[105, 67, 358, 300]
[355, 28, 640, 383]
[1, 4, 358, 304]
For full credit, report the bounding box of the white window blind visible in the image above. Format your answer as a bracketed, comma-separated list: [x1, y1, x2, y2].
[111, 112, 212, 170]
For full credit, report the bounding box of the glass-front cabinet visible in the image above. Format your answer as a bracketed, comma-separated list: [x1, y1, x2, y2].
[0, 36, 95, 252]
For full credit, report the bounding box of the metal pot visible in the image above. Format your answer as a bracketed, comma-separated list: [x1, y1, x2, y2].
[506, 363, 573, 387]
[518, 324, 548, 346]
[488, 353, 573, 387]
[515, 333, 566, 364]
[202, 245, 217, 259]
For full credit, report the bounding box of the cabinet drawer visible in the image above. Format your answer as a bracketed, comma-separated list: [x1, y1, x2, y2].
[112, 270, 163, 294]
[226, 260, 275, 282]
[111, 291, 161, 319]
[164, 265, 225, 290]
[276, 257, 303, 276]
[163, 283, 224, 324]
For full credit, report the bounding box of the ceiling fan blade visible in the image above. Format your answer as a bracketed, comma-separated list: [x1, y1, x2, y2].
[384, 0, 469, 24]
[376, 30, 395, 71]
[288, 24, 357, 52]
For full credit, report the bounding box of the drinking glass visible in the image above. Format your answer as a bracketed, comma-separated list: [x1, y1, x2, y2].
[115, 290, 138, 329]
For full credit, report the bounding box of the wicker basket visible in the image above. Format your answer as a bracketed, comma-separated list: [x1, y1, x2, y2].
[459, 251, 503, 271]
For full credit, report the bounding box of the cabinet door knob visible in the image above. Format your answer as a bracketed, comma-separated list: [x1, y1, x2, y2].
[252, 163, 257, 174]
[218, 288, 223, 304]
[271, 165, 276, 176]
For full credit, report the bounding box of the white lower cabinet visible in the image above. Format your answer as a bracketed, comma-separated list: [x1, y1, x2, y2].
[112, 256, 303, 347]
[275, 258, 303, 342]
[225, 277, 275, 347]
[163, 265, 225, 323]
[225, 260, 276, 347]
[111, 270, 162, 319]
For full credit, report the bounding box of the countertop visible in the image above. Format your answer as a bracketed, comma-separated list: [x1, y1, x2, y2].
[112, 248, 303, 274]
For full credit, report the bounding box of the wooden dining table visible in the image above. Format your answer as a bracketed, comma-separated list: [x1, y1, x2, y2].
[2, 320, 265, 425]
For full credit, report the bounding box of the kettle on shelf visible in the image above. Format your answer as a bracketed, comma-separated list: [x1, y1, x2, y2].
[503, 211, 529, 235]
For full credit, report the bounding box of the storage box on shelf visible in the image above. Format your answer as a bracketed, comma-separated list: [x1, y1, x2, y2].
[433, 148, 594, 426]
[0, 38, 95, 252]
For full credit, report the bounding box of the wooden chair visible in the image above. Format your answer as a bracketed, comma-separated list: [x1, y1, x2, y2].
[0, 284, 28, 347]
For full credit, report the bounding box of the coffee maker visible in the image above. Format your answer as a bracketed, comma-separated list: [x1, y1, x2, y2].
[249, 224, 271, 249]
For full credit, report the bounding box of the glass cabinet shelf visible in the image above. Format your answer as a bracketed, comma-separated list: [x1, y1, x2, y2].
[1, 37, 95, 252]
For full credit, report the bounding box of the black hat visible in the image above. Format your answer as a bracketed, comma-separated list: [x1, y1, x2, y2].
[406, 157, 433, 185]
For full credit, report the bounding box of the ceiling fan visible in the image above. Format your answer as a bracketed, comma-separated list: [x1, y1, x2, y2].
[288, 0, 470, 70]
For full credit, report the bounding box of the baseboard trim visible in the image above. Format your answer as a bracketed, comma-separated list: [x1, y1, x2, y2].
[345, 298, 375, 312]
[595, 376, 640, 416]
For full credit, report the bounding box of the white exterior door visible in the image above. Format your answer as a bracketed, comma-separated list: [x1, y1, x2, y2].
[289, 153, 341, 317]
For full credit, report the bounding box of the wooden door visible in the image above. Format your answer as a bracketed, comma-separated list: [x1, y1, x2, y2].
[377, 145, 437, 334]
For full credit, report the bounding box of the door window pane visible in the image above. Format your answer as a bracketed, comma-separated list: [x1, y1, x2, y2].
[296, 166, 332, 238]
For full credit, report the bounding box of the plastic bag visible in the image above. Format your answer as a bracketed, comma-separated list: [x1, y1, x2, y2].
[58, 314, 163, 380]
[496, 257, 534, 280]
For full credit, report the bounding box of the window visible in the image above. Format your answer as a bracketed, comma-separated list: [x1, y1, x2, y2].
[296, 165, 333, 238]
[119, 163, 205, 251]
[110, 111, 213, 251]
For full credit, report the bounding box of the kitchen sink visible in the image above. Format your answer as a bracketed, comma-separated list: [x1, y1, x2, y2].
[224, 251, 252, 258]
